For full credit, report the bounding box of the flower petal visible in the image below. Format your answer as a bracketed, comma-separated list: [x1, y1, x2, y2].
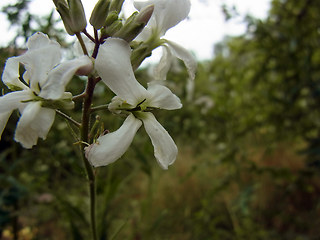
[140, 112, 178, 169]
[85, 114, 142, 167]
[0, 112, 13, 140]
[0, 87, 32, 143]
[95, 38, 149, 106]
[134, 0, 191, 38]
[153, 45, 173, 81]
[2, 57, 29, 90]
[0, 90, 32, 113]
[19, 32, 62, 90]
[15, 102, 55, 148]
[27, 32, 58, 50]
[39, 56, 93, 100]
[165, 40, 197, 82]
[147, 83, 182, 110]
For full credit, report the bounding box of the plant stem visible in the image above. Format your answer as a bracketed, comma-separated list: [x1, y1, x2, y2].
[76, 32, 89, 56]
[92, 28, 100, 59]
[56, 110, 81, 128]
[81, 75, 98, 240]
[72, 92, 86, 101]
[90, 104, 109, 113]
[82, 29, 95, 42]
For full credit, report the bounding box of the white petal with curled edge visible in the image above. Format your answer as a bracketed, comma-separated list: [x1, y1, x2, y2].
[2, 57, 29, 90]
[0, 112, 13, 140]
[155, 0, 191, 36]
[39, 55, 93, 100]
[0, 90, 31, 113]
[134, 0, 191, 38]
[95, 38, 149, 106]
[165, 40, 197, 82]
[15, 102, 55, 148]
[133, 0, 150, 11]
[19, 32, 62, 90]
[140, 112, 178, 169]
[153, 45, 173, 81]
[147, 83, 182, 110]
[85, 114, 142, 167]
[27, 32, 59, 50]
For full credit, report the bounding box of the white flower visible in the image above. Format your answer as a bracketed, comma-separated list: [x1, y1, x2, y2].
[0, 32, 92, 148]
[134, 0, 196, 82]
[134, 0, 191, 40]
[86, 38, 181, 169]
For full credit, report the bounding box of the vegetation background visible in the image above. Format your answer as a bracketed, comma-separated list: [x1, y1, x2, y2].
[1, 0, 320, 239]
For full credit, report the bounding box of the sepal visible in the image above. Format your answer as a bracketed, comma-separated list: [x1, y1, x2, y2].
[109, 0, 125, 13]
[40, 92, 74, 110]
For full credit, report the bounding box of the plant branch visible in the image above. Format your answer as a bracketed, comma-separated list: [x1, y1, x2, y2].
[80, 75, 98, 240]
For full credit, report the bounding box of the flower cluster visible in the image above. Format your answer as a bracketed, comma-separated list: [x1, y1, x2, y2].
[0, 32, 92, 148]
[0, 0, 195, 169]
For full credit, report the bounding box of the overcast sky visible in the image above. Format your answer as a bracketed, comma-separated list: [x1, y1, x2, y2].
[0, 0, 271, 60]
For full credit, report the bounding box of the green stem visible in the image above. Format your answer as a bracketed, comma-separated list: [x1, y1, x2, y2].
[72, 92, 86, 101]
[90, 104, 109, 113]
[81, 76, 98, 240]
[56, 110, 81, 128]
[76, 32, 89, 56]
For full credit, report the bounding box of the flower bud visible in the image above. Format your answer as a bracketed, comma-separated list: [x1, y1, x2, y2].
[109, 0, 125, 13]
[114, 4, 154, 43]
[136, 4, 154, 26]
[53, 0, 87, 35]
[89, 0, 111, 30]
[104, 11, 118, 27]
[101, 19, 123, 37]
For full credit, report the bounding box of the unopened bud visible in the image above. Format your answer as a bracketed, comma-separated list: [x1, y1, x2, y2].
[101, 19, 123, 37]
[136, 4, 154, 26]
[53, 0, 87, 35]
[89, 0, 111, 29]
[114, 4, 154, 42]
[104, 11, 118, 27]
[109, 0, 125, 13]
[69, 0, 87, 31]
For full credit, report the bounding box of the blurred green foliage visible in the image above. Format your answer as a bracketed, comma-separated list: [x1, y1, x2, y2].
[1, 0, 320, 239]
